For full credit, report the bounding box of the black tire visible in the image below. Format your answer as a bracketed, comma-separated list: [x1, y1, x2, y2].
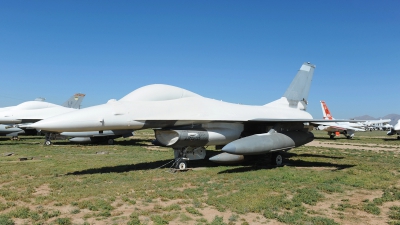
[107, 139, 114, 145]
[330, 135, 335, 139]
[271, 152, 283, 166]
[44, 140, 52, 146]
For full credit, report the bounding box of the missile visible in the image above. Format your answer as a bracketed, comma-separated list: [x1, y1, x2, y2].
[209, 153, 244, 164]
[222, 131, 314, 155]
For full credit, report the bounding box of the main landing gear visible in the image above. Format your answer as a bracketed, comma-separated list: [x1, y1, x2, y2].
[271, 151, 284, 166]
[173, 147, 206, 171]
[10, 136, 20, 141]
[44, 133, 55, 146]
[107, 138, 114, 145]
[173, 158, 188, 170]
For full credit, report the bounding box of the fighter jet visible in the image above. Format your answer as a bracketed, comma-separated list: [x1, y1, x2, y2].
[0, 94, 85, 140]
[32, 62, 356, 170]
[60, 130, 135, 145]
[315, 101, 366, 139]
[0, 93, 85, 124]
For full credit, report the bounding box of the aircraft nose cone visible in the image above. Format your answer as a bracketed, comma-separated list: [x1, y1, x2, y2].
[30, 104, 110, 132]
[31, 118, 64, 132]
[221, 143, 237, 154]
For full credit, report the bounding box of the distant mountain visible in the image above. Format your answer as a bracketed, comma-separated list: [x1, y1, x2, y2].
[382, 114, 400, 125]
[352, 115, 377, 120]
[352, 114, 400, 125]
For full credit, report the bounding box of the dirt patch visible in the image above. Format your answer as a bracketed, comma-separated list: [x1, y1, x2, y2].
[33, 184, 51, 196]
[144, 146, 169, 151]
[305, 189, 388, 225]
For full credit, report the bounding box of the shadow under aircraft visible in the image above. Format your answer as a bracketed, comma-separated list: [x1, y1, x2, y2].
[65, 150, 353, 176]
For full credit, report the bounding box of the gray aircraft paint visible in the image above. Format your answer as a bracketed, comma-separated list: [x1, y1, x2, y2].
[0, 93, 86, 124]
[62, 93, 85, 109]
[33, 62, 363, 166]
[61, 130, 134, 144]
[60, 130, 134, 137]
[0, 125, 24, 137]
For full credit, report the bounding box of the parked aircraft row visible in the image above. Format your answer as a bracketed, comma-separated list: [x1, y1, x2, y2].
[0, 95, 82, 140]
[316, 101, 390, 139]
[1, 62, 396, 170]
[0, 94, 134, 144]
[387, 120, 400, 139]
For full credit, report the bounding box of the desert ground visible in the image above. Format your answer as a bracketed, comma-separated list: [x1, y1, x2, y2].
[0, 130, 400, 225]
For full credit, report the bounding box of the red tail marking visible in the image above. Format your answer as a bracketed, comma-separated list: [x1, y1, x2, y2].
[321, 101, 333, 120]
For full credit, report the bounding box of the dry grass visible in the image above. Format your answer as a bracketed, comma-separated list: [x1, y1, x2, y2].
[0, 130, 399, 224]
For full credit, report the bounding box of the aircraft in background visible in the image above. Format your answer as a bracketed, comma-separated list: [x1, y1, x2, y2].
[315, 100, 365, 139]
[387, 120, 400, 139]
[60, 130, 135, 145]
[366, 121, 393, 131]
[316, 101, 391, 139]
[0, 93, 85, 139]
[316, 101, 366, 138]
[0, 94, 85, 124]
[32, 62, 359, 170]
[0, 124, 24, 140]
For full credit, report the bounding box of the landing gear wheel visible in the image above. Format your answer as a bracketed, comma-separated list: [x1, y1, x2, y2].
[44, 140, 52, 146]
[176, 160, 188, 170]
[346, 136, 352, 139]
[271, 152, 283, 166]
[397, 136, 400, 140]
[107, 139, 114, 145]
[329, 135, 335, 139]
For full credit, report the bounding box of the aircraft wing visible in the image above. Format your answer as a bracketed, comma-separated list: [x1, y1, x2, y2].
[364, 119, 391, 125]
[312, 122, 365, 131]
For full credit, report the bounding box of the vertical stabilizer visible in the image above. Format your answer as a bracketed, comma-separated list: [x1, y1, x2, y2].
[62, 93, 85, 109]
[320, 100, 334, 120]
[282, 62, 316, 109]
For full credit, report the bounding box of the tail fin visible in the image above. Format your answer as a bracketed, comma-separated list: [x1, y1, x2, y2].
[62, 93, 85, 109]
[265, 62, 316, 110]
[320, 100, 334, 120]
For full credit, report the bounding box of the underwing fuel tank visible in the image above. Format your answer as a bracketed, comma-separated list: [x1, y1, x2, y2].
[208, 152, 245, 164]
[69, 137, 94, 143]
[154, 124, 243, 148]
[222, 131, 314, 155]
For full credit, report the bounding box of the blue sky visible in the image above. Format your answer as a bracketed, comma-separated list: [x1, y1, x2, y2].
[0, 0, 399, 119]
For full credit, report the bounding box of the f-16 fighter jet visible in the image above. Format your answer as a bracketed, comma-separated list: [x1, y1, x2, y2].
[32, 63, 355, 170]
